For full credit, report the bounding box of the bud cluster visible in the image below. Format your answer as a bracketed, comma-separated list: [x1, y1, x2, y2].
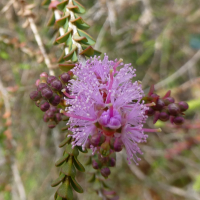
[29, 72, 71, 128]
[84, 134, 123, 178]
[145, 86, 189, 125]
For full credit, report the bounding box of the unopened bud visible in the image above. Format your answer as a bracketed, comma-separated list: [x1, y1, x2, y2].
[30, 90, 41, 101]
[40, 72, 48, 81]
[35, 79, 40, 86]
[173, 116, 184, 125]
[37, 83, 48, 91]
[110, 137, 123, 152]
[60, 73, 71, 83]
[159, 112, 169, 122]
[48, 120, 56, 129]
[55, 113, 62, 122]
[168, 103, 180, 116]
[43, 114, 49, 122]
[101, 167, 111, 178]
[46, 110, 55, 119]
[109, 157, 116, 167]
[40, 101, 50, 112]
[47, 76, 56, 85]
[178, 101, 189, 112]
[49, 95, 61, 106]
[90, 134, 101, 147]
[50, 79, 62, 91]
[164, 97, 175, 105]
[41, 87, 53, 99]
[145, 107, 155, 116]
[154, 99, 165, 111]
[92, 160, 100, 169]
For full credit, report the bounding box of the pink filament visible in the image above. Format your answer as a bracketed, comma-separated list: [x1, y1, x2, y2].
[63, 91, 76, 99]
[63, 112, 96, 122]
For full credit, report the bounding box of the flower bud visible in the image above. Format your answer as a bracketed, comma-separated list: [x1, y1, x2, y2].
[168, 103, 180, 116]
[47, 76, 56, 85]
[43, 114, 49, 122]
[159, 112, 169, 122]
[50, 79, 62, 91]
[173, 116, 184, 125]
[49, 95, 61, 106]
[49, 106, 58, 113]
[48, 120, 56, 129]
[92, 160, 100, 169]
[145, 107, 155, 116]
[55, 113, 62, 122]
[101, 167, 111, 178]
[164, 97, 175, 105]
[41, 87, 53, 99]
[40, 72, 48, 81]
[178, 101, 189, 112]
[40, 101, 50, 112]
[30, 90, 41, 101]
[60, 73, 71, 83]
[90, 134, 101, 147]
[46, 110, 55, 119]
[154, 99, 165, 111]
[37, 83, 48, 91]
[100, 141, 110, 157]
[35, 79, 40, 86]
[108, 157, 116, 167]
[110, 138, 123, 152]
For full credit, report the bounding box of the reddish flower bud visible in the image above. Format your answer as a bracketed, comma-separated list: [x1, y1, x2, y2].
[30, 90, 41, 101]
[49, 95, 61, 106]
[154, 99, 165, 111]
[46, 110, 55, 119]
[101, 167, 111, 178]
[109, 157, 116, 167]
[47, 76, 56, 85]
[40, 101, 50, 112]
[40, 72, 48, 80]
[37, 83, 48, 91]
[50, 79, 62, 91]
[168, 103, 180, 116]
[173, 116, 184, 125]
[92, 160, 100, 169]
[41, 87, 53, 99]
[43, 114, 49, 122]
[48, 120, 56, 129]
[60, 73, 71, 83]
[35, 79, 40, 86]
[145, 107, 155, 116]
[90, 134, 101, 147]
[110, 138, 123, 152]
[49, 106, 58, 113]
[159, 112, 169, 122]
[55, 113, 62, 122]
[178, 101, 189, 112]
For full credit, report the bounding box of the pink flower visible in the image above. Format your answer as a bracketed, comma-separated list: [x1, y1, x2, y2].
[64, 54, 152, 164]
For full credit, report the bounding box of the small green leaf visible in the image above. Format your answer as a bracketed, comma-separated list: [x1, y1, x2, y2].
[71, 50, 78, 62]
[57, 178, 73, 200]
[77, 29, 95, 46]
[59, 63, 75, 72]
[93, 49, 102, 56]
[58, 50, 65, 63]
[63, 45, 77, 61]
[73, 35, 88, 44]
[72, 0, 86, 14]
[54, 192, 57, 200]
[42, 0, 51, 6]
[73, 156, 85, 172]
[57, 0, 69, 11]
[69, 177, 84, 193]
[59, 136, 72, 148]
[65, 144, 79, 157]
[61, 156, 76, 178]
[56, 14, 70, 27]
[55, 154, 70, 167]
[80, 46, 94, 57]
[51, 173, 66, 187]
[56, 196, 62, 200]
[47, 13, 55, 26]
[71, 17, 90, 30]
[56, 29, 72, 44]
[102, 181, 110, 189]
[77, 146, 88, 153]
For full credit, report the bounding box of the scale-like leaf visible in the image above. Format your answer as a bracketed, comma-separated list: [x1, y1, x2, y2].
[51, 173, 66, 187]
[47, 13, 55, 26]
[56, 29, 72, 44]
[73, 156, 85, 172]
[65, 144, 79, 157]
[57, 178, 73, 200]
[71, 17, 90, 30]
[59, 136, 72, 148]
[57, 0, 69, 11]
[72, 0, 86, 14]
[42, 0, 51, 6]
[59, 63, 75, 72]
[77, 29, 95, 45]
[70, 177, 84, 193]
[61, 156, 76, 178]
[55, 153, 70, 167]
[56, 14, 70, 27]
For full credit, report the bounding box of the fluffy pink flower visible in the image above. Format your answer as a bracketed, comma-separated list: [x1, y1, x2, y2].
[64, 54, 151, 164]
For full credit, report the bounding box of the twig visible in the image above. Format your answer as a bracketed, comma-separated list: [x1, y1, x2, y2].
[154, 50, 200, 90]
